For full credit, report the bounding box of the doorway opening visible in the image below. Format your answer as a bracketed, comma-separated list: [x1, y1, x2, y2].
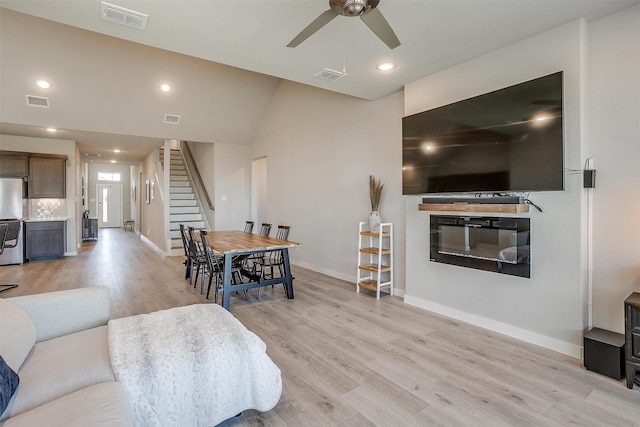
[251, 157, 267, 225]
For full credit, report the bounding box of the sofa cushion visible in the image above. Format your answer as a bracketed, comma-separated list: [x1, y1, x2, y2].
[0, 382, 133, 427]
[0, 299, 36, 372]
[0, 325, 114, 421]
[0, 356, 19, 415]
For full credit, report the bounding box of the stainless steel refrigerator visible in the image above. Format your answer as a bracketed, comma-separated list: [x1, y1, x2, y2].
[0, 178, 24, 265]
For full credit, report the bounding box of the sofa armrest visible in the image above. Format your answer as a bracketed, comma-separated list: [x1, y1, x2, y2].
[7, 287, 110, 342]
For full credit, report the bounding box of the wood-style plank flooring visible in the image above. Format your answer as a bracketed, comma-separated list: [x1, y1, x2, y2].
[1, 228, 638, 426]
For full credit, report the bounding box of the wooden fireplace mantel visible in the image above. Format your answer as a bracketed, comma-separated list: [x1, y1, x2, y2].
[418, 203, 530, 214]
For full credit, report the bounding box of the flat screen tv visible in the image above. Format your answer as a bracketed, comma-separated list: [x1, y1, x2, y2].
[402, 72, 564, 195]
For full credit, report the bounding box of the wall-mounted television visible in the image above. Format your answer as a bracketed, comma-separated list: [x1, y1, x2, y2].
[402, 72, 564, 195]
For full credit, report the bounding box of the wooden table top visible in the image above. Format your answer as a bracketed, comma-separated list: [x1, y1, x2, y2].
[206, 230, 301, 254]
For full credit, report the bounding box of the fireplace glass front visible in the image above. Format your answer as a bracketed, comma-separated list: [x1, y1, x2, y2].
[430, 215, 530, 278]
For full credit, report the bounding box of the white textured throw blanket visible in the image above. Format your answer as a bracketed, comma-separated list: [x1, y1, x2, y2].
[108, 304, 282, 427]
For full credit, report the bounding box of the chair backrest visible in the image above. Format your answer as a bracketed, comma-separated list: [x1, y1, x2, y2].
[275, 225, 290, 241]
[244, 221, 255, 233]
[259, 223, 272, 236]
[0, 220, 21, 249]
[0, 223, 8, 255]
[199, 230, 222, 272]
[187, 226, 202, 258]
[179, 224, 190, 257]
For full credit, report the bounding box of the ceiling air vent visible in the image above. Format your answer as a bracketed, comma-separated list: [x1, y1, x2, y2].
[314, 68, 346, 82]
[100, 2, 149, 30]
[85, 153, 101, 158]
[164, 114, 181, 124]
[26, 95, 50, 108]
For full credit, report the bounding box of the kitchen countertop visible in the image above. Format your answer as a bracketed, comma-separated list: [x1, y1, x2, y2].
[24, 217, 68, 222]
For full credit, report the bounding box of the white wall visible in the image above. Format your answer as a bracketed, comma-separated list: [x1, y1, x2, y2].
[587, 5, 640, 333]
[0, 134, 78, 254]
[213, 143, 251, 230]
[251, 81, 406, 288]
[129, 165, 139, 232]
[403, 20, 587, 357]
[186, 141, 216, 230]
[138, 150, 165, 249]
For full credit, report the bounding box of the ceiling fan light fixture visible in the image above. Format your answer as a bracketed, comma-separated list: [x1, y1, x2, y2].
[331, 0, 377, 17]
[289, 0, 399, 49]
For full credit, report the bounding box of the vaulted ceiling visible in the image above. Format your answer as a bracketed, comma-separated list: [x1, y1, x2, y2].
[1, 1, 637, 164]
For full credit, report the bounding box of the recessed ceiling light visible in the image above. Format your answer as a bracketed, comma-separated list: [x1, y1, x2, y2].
[161, 84, 171, 92]
[113, 149, 121, 153]
[46, 127, 57, 132]
[110, 160, 116, 164]
[37, 80, 50, 89]
[376, 62, 396, 71]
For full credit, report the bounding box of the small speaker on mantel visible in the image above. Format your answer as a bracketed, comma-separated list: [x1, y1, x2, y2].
[583, 327, 625, 380]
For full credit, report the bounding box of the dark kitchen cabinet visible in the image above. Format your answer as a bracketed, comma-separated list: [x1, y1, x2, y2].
[0, 151, 29, 177]
[25, 221, 65, 261]
[28, 155, 67, 198]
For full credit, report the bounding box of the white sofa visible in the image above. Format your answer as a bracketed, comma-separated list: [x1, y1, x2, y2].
[0, 287, 133, 426]
[0, 286, 282, 427]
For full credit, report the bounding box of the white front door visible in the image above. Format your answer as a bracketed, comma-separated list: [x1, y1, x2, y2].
[96, 183, 123, 228]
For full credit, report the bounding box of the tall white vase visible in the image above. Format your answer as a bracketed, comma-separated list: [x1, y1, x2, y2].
[368, 211, 381, 233]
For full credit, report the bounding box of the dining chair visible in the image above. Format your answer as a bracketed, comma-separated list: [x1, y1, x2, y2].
[259, 223, 272, 236]
[179, 224, 192, 280]
[187, 226, 207, 292]
[234, 220, 256, 270]
[256, 225, 291, 299]
[199, 230, 245, 302]
[0, 223, 19, 293]
[244, 223, 273, 274]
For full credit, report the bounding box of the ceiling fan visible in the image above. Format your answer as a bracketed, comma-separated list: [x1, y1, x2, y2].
[287, 0, 400, 49]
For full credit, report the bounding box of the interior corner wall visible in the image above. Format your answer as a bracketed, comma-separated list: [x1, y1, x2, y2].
[250, 81, 406, 290]
[75, 144, 82, 249]
[139, 150, 165, 250]
[129, 165, 139, 232]
[403, 20, 587, 357]
[587, 5, 640, 333]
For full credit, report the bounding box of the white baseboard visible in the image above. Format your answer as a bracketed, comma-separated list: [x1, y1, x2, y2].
[291, 260, 354, 283]
[291, 260, 406, 298]
[140, 234, 166, 255]
[404, 295, 582, 359]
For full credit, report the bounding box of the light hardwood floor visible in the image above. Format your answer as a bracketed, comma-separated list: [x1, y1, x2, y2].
[1, 229, 638, 426]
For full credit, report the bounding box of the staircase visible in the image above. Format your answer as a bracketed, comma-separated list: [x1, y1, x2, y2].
[160, 148, 206, 251]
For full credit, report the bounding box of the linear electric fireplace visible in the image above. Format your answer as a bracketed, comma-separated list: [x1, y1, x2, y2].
[430, 215, 530, 278]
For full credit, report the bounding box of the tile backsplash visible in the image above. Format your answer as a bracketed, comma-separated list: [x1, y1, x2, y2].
[30, 199, 66, 218]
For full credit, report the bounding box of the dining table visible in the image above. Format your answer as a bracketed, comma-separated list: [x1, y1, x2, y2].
[206, 230, 302, 310]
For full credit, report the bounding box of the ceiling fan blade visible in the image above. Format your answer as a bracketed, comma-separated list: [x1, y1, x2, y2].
[360, 8, 400, 49]
[287, 9, 339, 48]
